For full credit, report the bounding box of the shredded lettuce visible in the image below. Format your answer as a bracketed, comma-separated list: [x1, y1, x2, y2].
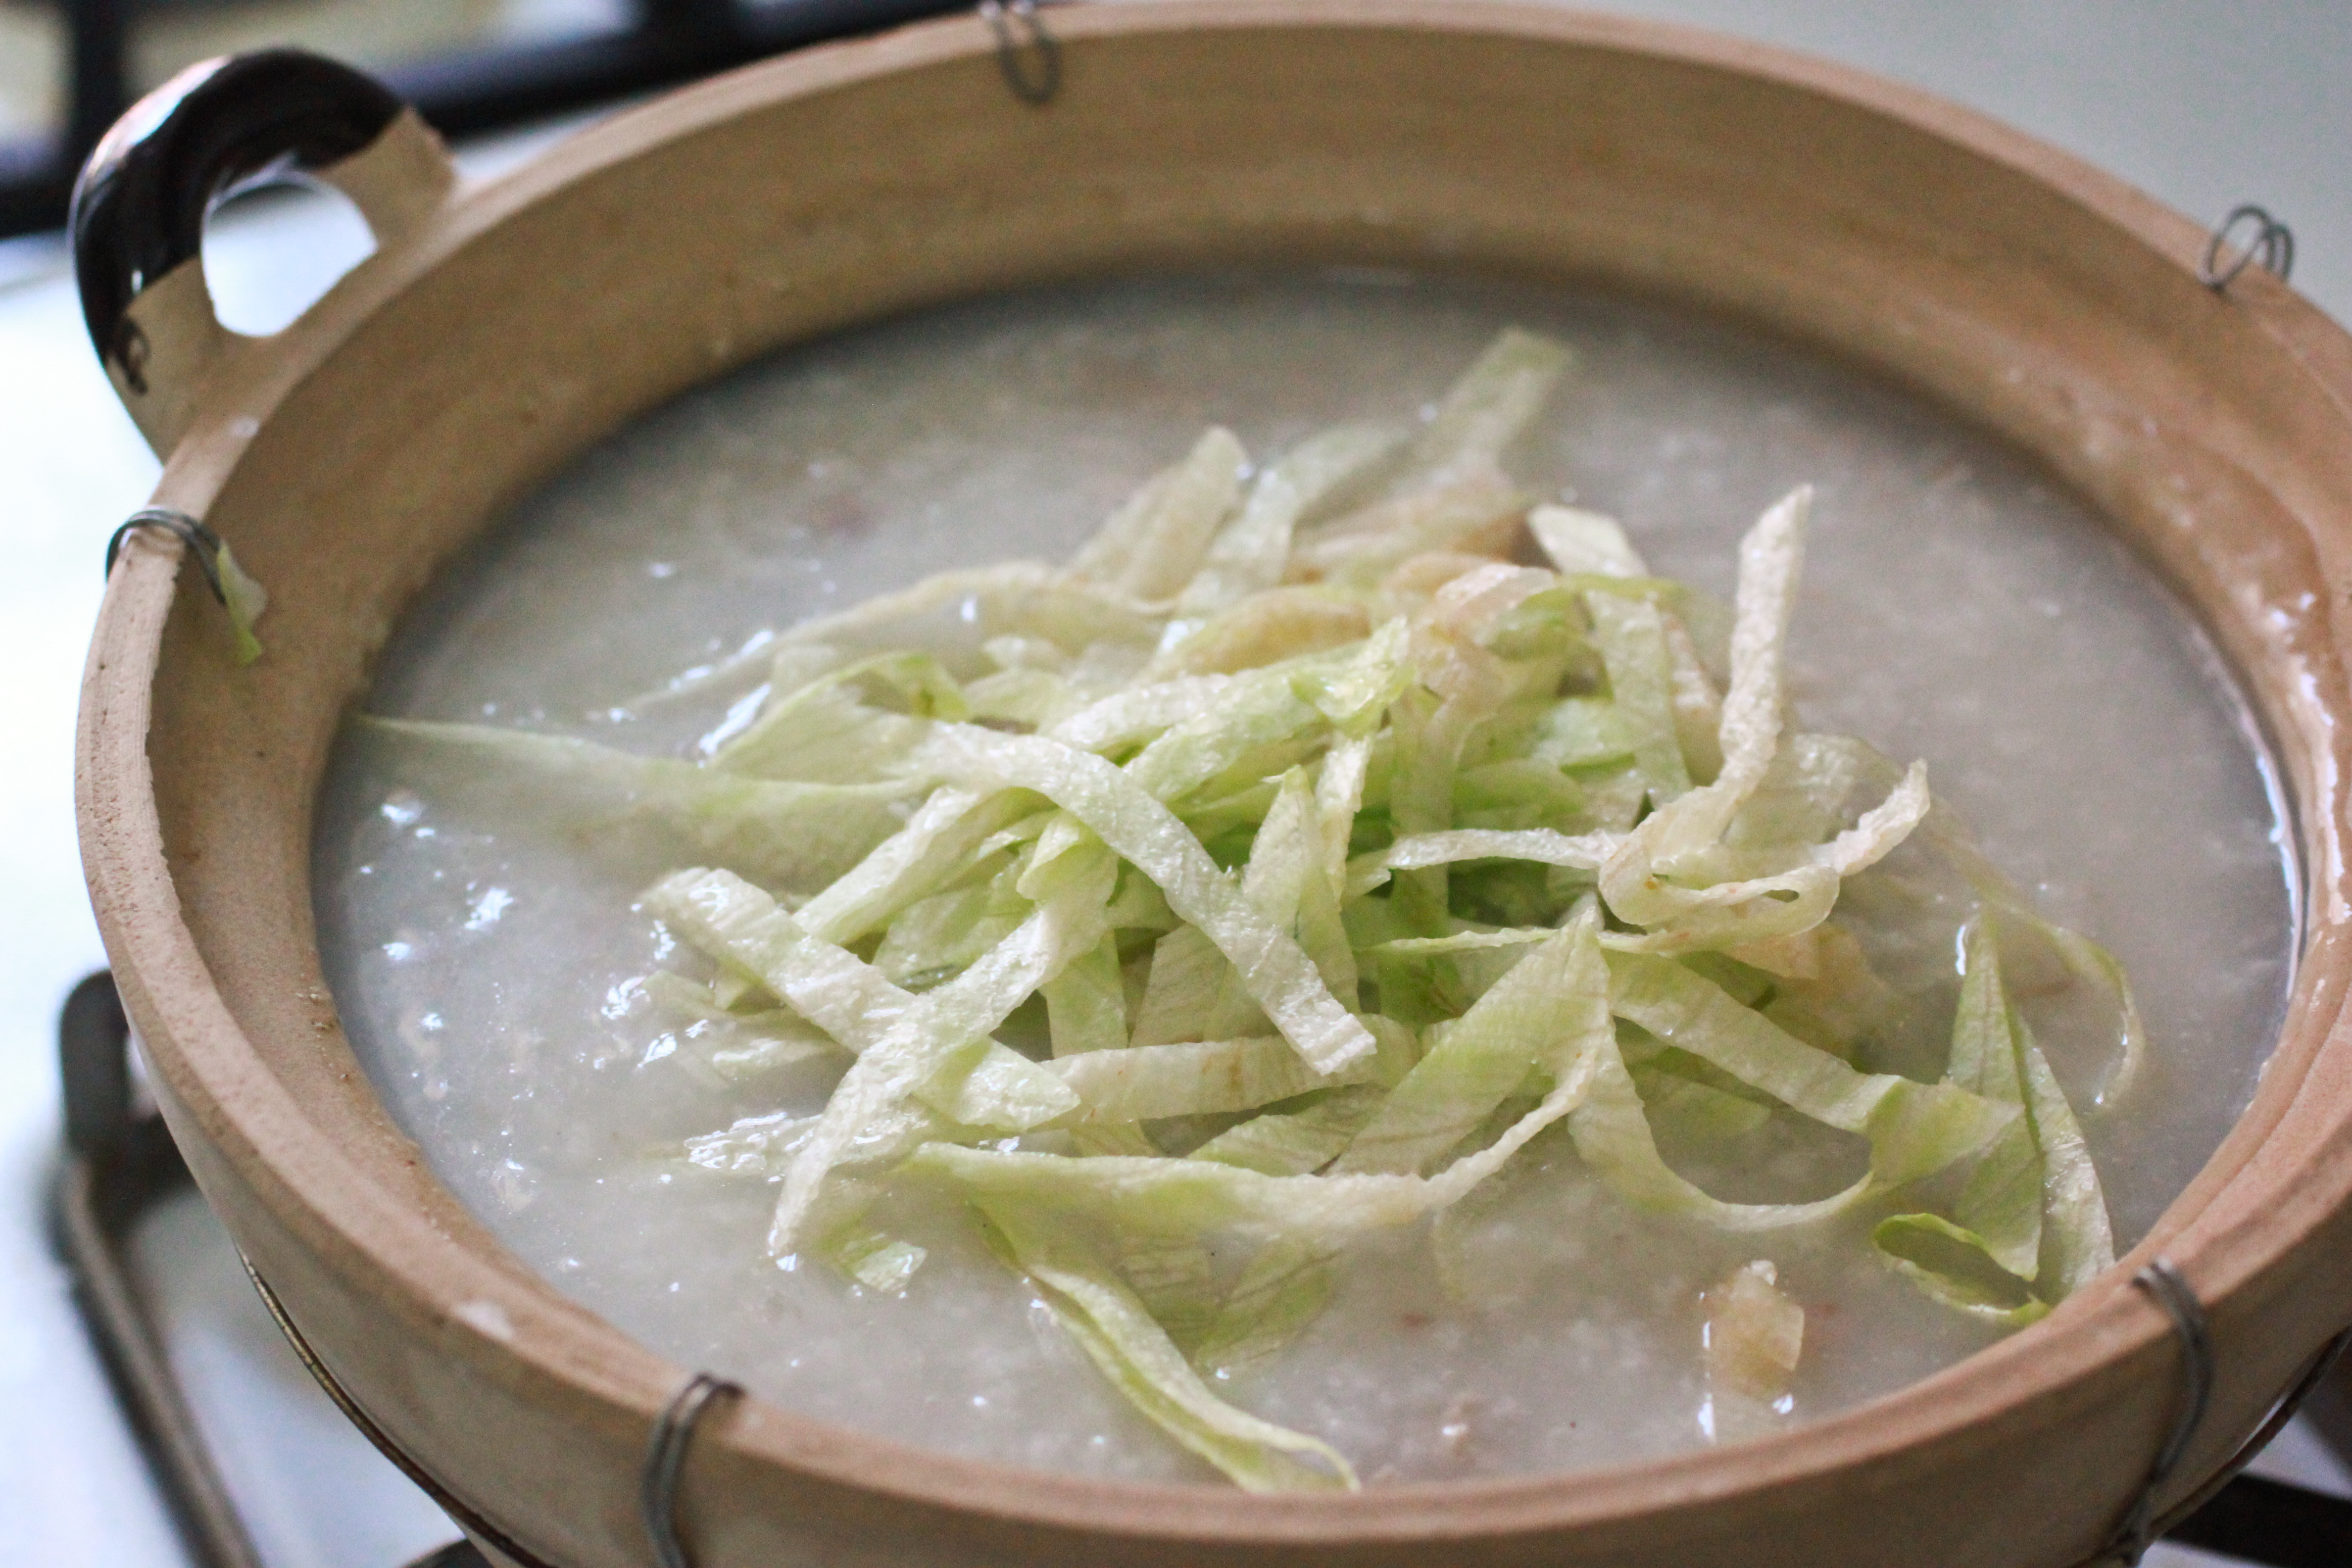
[908, 725, 1375, 1075]
[1050, 1034, 1379, 1123]
[1069, 428, 1247, 602]
[216, 539, 270, 664]
[1528, 503, 1645, 579]
[1585, 591, 1691, 805]
[1172, 425, 1400, 624]
[1871, 920, 2115, 1322]
[1335, 913, 1610, 1176]
[975, 1198, 1357, 1491]
[1191, 1235, 1338, 1380]
[1395, 326, 1571, 488]
[1189, 1085, 1388, 1175]
[369, 326, 2148, 1490]
[360, 717, 915, 891]
[642, 868, 1082, 1143]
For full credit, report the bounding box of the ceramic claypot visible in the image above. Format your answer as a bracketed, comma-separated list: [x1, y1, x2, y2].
[73, 5, 2352, 1566]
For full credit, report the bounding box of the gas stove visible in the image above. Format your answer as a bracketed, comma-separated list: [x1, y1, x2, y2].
[6, 6, 2352, 1565]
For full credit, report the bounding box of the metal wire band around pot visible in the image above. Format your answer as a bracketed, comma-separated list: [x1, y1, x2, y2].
[241, 1255, 571, 1568]
[2082, 1259, 2352, 1566]
[105, 507, 231, 608]
[245, 1254, 755, 1568]
[2200, 204, 2296, 291]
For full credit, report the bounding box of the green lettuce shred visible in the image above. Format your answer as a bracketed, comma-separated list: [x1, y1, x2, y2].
[216, 539, 269, 664]
[1871, 921, 2116, 1322]
[360, 717, 918, 891]
[974, 1198, 1358, 1491]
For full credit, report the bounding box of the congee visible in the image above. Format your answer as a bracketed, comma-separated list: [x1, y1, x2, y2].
[314, 272, 2293, 1487]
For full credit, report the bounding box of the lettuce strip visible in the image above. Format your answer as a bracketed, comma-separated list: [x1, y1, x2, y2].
[1586, 591, 1691, 805]
[641, 970, 841, 1080]
[1298, 752, 1373, 1001]
[217, 539, 270, 664]
[872, 852, 1030, 987]
[360, 717, 915, 892]
[1604, 951, 2014, 1183]
[1148, 589, 1373, 683]
[1921, 811, 2147, 1107]
[974, 1199, 1357, 1491]
[1874, 923, 2115, 1318]
[1044, 931, 1129, 1057]
[1336, 914, 1606, 1176]
[1527, 504, 1646, 579]
[1569, 1026, 1876, 1232]
[1871, 1212, 2049, 1326]
[1530, 697, 1642, 770]
[1114, 1227, 1222, 1354]
[1191, 1236, 1337, 1380]
[1384, 573, 1542, 933]
[643, 867, 1081, 1137]
[683, 1102, 961, 1179]
[1314, 734, 1374, 890]
[963, 666, 1078, 730]
[1289, 473, 1531, 588]
[1662, 611, 1726, 785]
[829, 1229, 929, 1294]
[1121, 673, 1330, 804]
[1942, 923, 2044, 1280]
[1176, 424, 1401, 618]
[1187, 1086, 1389, 1176]
[1634, 1066, 1775, 1142]
[1046, 676, 1241, 755]
[908, 914, 1613, 1237]
[1397, 326, 1572, 488]
[1113, 626, 1411, 805]
[908, 726, 1375, 1074]
[710, 684, 935, 789]
[1129, 925, 1263, 1046]
[758, 843, 1115, 1252]
[2022, 1036, 2116, 1298]
[1050, 1035, 1378, 1123]
[1069, 427, 1247, 601]
[1366, 928, 1556, 958]
[1349, 828, 1619, 893]
[985, 581, 1168, 656]
[1598, 487, 1811, 928]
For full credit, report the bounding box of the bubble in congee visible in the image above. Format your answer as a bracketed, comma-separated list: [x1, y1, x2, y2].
[314, 272, 2292, 1486]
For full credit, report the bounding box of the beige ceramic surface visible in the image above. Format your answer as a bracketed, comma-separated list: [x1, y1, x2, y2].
[74, 4, 2352, 1565]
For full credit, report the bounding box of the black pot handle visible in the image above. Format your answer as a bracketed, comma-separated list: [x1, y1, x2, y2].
[69, 49, 455, 455]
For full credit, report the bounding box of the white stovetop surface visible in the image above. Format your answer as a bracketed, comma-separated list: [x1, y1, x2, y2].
[2, 5, 2347, 1565]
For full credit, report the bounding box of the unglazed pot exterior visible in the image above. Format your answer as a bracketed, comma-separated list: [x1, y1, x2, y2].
[74, 6, 2352, 1566]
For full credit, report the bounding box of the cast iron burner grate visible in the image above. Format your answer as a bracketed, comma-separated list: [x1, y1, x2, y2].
[0, 0, 980, 242]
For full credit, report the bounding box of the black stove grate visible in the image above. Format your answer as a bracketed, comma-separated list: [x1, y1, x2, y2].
[0, 0, 970, 241]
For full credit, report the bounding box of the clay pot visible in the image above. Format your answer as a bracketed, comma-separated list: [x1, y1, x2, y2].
[74, 6, 2352, 1565]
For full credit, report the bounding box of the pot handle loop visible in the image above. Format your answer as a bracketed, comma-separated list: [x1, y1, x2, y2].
[68, 49, 455, 457]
